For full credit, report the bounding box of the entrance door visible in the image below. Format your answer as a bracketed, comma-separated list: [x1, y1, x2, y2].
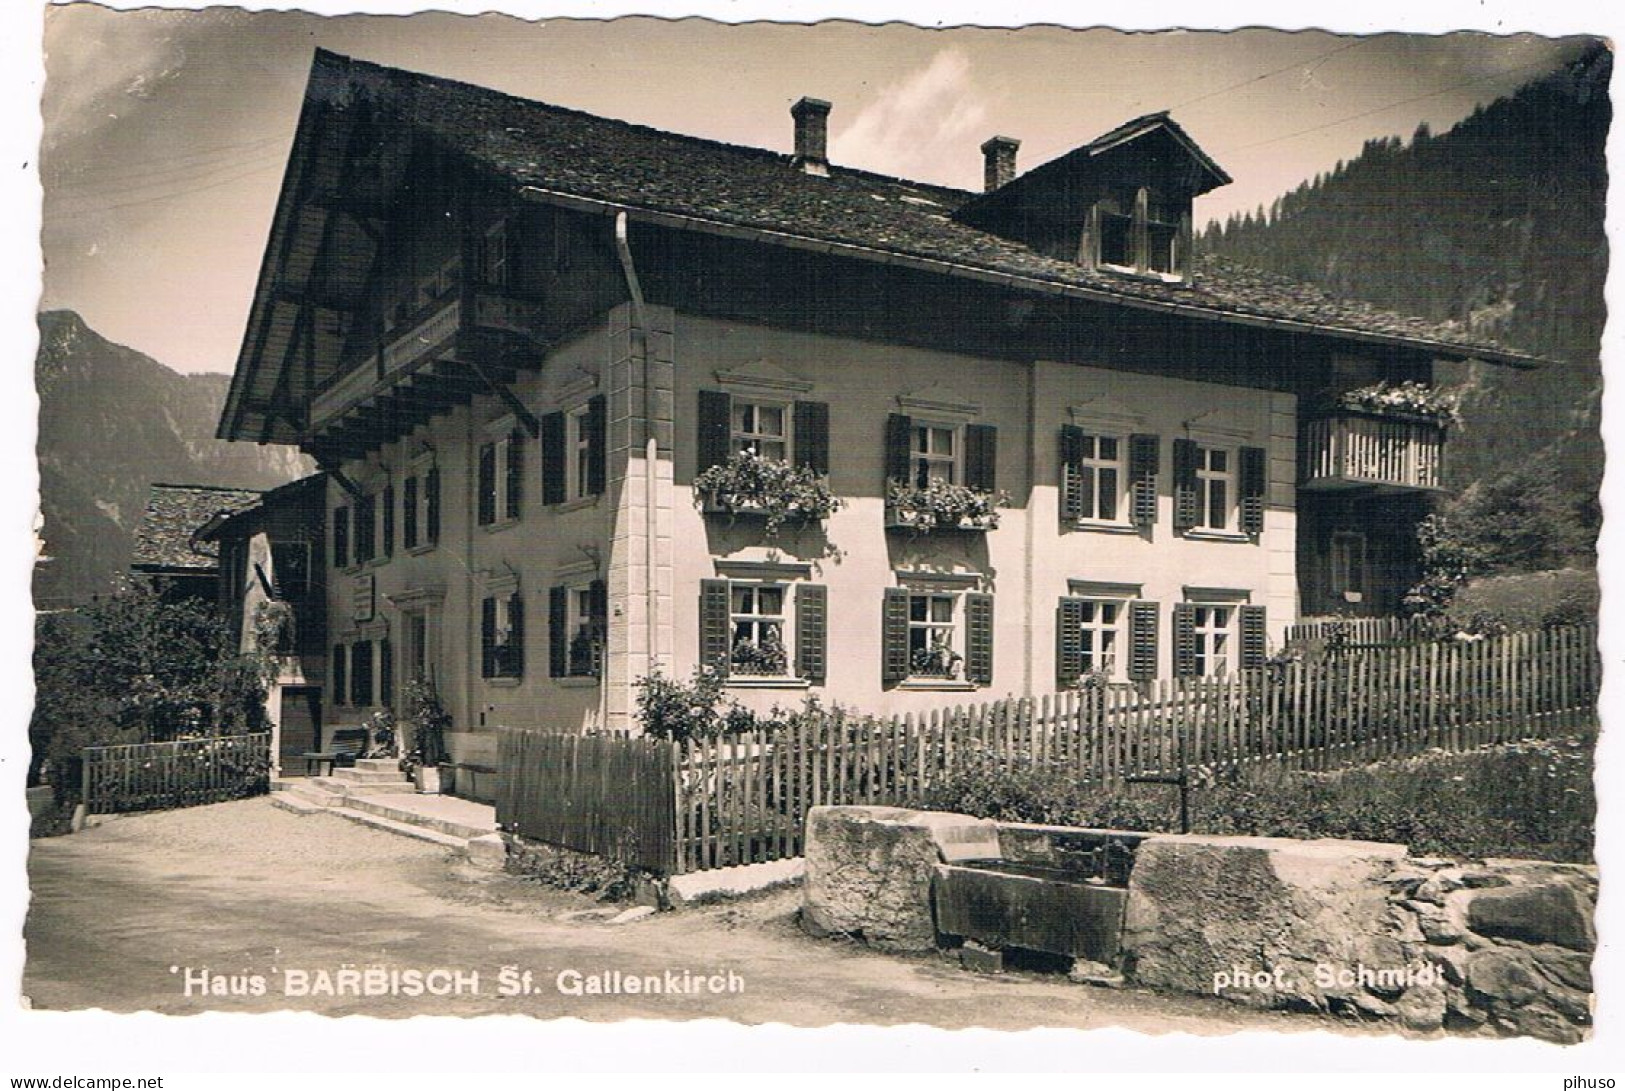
[278, 686, 322, 776]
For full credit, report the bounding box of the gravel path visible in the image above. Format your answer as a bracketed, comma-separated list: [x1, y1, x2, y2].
[25, 797, 1378, 1035]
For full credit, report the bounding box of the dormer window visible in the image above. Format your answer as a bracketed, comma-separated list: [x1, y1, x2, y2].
[1088, 187, 1189, 281]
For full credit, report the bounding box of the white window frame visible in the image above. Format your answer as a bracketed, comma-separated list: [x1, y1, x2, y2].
[1075, 597, 1126, 679]
[481, 419, 518, 529]
[1191, 603, 1236, 677]
[405, 455, 437, 553]
[1072, 431, 1130, 525]
[564, 582, 604, 679]
[907, 589, 963, 681]
[729, 398, 792, 462]
[565, 403, 594, 501]
[909, 420, 961, 487]
[1331, 531, 1367, 599]
[727, 581, 793, 679]
[1194, 443, 1237, 532]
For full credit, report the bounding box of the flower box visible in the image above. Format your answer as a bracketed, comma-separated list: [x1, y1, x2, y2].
[693, 451, 843, 536]
[884, 479, 1006, 534]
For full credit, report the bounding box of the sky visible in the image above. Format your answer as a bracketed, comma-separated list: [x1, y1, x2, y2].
[36, 7, 1595, 375]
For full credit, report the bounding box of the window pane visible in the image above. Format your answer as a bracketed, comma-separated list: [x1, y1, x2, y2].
[1099, 469, 1118, 520]
[758, 406, 784, 436]
[1209, 481, 1226, 527]
[759, 586, 783, 615]
[733, 404, 753, 433]
[910, 596, 928, 622]
[732, 586, 754, 612]
[931, 428, 954, 456]
[1209, 449, 1227, 473]
[913, 427, 930, 454]
[931, 597, 953, 622]
[758, 440, 787, 460]
[1099, 436, 1119, 461]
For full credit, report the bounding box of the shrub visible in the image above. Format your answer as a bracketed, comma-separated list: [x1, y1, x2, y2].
[634, 666, 760, 743]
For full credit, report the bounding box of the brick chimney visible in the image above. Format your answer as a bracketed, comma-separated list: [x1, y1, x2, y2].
[981, 135, 1020, 192]
[791, 97, 832, 177]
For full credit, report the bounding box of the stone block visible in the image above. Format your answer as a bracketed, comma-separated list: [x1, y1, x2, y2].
[1395, 984, 1447, 1032]
[959, 941, 1004, 974]
[1468, 882, 1595, 951]
[801, 806, 997, 952]
[1120, 834, 1407, 1011]
[464, 833, 507, 871]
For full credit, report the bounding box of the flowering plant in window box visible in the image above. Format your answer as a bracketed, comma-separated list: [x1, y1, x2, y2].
[910, 639, 963, 679]
[730, 632, 789, 677]
[1336, 381, 1462, 426]
[693, 449, 843, 536]
[885, 479, 1008, 532]
[567, 627, 602, 678]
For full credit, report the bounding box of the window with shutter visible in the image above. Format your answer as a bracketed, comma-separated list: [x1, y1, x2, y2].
[796, 583, 828, 683]
[548, 585, 568, 679]
[379, 638, 393, 706]
[354, 493, 377, 563]
[403, 476, 419, 550]
[965, 424, 998, 493]
[1172, 603, 1198, 678]
[540, 411, 566, 505]
[480, 596, 498, 679]
[1240, 605, 1267, 671]
[699, 579, 732, 673]
[332, 506, 350, 570]
[425, 466, 441, 544]
[1239, 446, 1267, 536]
[697, 390, 732, 475]
[506, 592, 525, 678]
[1059, 426, 1086, 522]
[1128, 601, 1160, 682]
[1059, 427, 1127, 525]
[965, 592, 994, 685]
[477, 442, 497, 526]
[884, 414, 913, 485]
[1130, 434, 1160, 526]
[351, 639, 373, 706]
[794, 401, 830, 476]
[881, 586, 911, 684]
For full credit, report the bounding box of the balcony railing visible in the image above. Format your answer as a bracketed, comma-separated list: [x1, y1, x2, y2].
[1300, 410, 1446, 493]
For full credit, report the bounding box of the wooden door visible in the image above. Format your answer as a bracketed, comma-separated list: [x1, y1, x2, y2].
[278, 686, 322, 775]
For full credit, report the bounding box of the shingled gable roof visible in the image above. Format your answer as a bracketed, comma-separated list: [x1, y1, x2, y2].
[221, 50, 1537, 443]
[130, 484, 263, 573]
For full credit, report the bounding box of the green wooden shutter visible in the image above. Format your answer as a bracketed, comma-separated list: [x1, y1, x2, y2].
[332, 506, 349, 569]
[697, 390, 732, 474]
[548, 585, 568, 678]
[1130, 433, 1160, 526]
[380, 638, 393, 706]
[477, 442, 497, 526]
[480, 596, 497, 678]
[381, 484, 395, 558]
[1059, 426, 1086, 522]
[331, 644, 347, 707]
[508, 592, 526, 678]
[540, 410, 566, 505]
[965, 592, 994, 685]
[699, 579, 732, 673]
[796, 583, 828, 683]
[1239, 446, 1267, 535]
[586, 394, 607, 495]
[884, 414, 913, 485]
[1173, 603, 1198, 677]
[965, 424, 998, 493]
[1173, 438, 1199, 530]
[402, 476, 419, 550]
[794, 400, 830, 476]
[881, 587, 911, 684]
[1129, 601, 1160, 682]
[351, 640, 372, 706]
[589, 579, 608, 677]
[506, 431, 525, 520]
[1240, 605, 1268, 671]
[425, 466, 441, 544]
[1056, 596, 1086, 687]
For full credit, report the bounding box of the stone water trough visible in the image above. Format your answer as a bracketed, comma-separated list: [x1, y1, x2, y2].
[800, 805, 1596, 1042]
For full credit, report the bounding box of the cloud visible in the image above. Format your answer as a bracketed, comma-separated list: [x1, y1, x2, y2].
[830, 49, 990, 186]
[42, 11, 192, 155]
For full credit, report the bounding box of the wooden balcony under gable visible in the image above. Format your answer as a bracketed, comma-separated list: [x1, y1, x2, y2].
[1299, 409, 1446, 494]
[305, 283, 545, 461]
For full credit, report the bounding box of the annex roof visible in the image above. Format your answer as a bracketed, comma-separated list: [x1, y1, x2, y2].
[130, 484, 263, 573]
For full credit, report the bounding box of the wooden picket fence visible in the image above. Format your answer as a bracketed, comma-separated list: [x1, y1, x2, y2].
[495, 623, 1598, 874]
[1285, 615, 1439, 648]
[81, 732, 272, 815]
[669, 622, 1599, 872]
[496, 728, 677, 873]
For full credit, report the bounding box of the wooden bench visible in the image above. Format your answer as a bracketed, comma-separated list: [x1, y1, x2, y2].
[445, 761, 498, 798]
[301, 727, 369, 777]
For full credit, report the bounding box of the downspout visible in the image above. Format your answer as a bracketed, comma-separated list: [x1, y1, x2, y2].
[614, 212, 662, 713]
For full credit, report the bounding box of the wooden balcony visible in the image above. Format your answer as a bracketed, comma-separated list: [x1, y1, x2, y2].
[1299, 410, 1446, 494]
[307, 287, 544, 448]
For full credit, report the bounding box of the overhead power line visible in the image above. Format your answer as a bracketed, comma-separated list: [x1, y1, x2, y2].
[1169, 37, 1371, 114]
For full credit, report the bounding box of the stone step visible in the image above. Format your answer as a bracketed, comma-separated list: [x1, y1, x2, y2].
[330, 807, 470, 851]
[285, 781, 346, 807]
[352, 757, 403, 774]
[270, 793, 324, 816]
[331, 766, 410, 784]
[308, 776, 416, 797]
[342, 794, 496, 841]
